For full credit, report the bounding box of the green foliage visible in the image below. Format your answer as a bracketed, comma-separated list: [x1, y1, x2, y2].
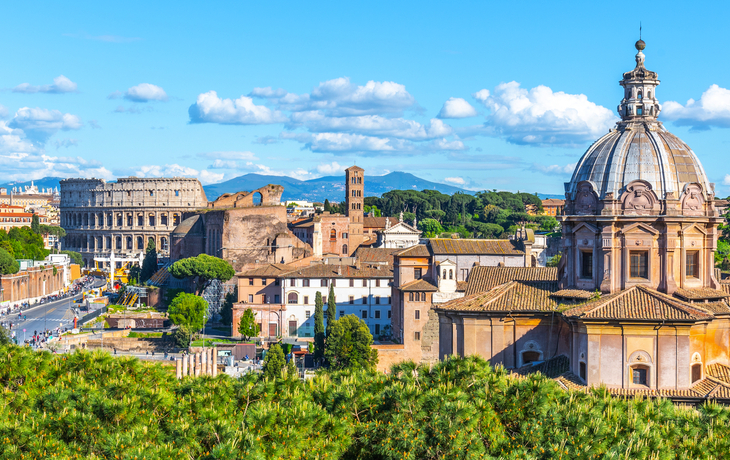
[127, 263, 141, 286]
[220, 287, 237, 326]
[3, 350, 730, 458]
[0, 327, 12, 346]
[167, 293, 208, 332]
[314, 291, 325, 363]
[237, 308, 260, 341]
[263, 343, 286, 379]
[172, 325, 193, 348]
[324, 315, 378, 371]
[0, 248, 19, 275]
[140, 239, 158, 282]
[418, 218, 444, 238]
[39, 224, 66, 237]
[169, 254, 235, 295]
[547, 253, 562, 267]
[326, 284, 336, 337]
[363, 205, 381, 217]
[716, 239, 730, 268]
[0, 227, 49, 260]
[61, 250, 82, 265]
[31, 213, 40, 234]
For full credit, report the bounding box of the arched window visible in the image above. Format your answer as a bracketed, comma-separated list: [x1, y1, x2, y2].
[116, 236, 122, 250]
[287, 292, 298, 304]
[522, 351, 541, 365]
[126, 236, 133, 250]
[691, 363, 702, 383]
[442, 269, 446, 278]
[638, 91, 643, 100]
[137, 237, 144, 250]
[449, 269, 453, 280]
[342, 244, 348, 254]
[409, 292, 414, 301]
[330, 229, 337, 240]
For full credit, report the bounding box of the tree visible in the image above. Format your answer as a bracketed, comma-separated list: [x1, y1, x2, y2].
[326, 284, 336, 337]
[324, 315, 378, 370]
[128, 263, 141, 286]
[418, 218, 444, 238]
[0, 248, 19, 275]
[173, 325, 193, 348]
[314, 291, 325, 363]
[167, 293, 208, 334]
[31, 213, 40, 234]
[169, 254, 235, 295]
[140, 239, 158, 282]
[237, 308, 260, 341]
[61, 250, 82, 266]
[547, 253, 562, 267]
[262, 343, 286, 379]
[0, 323, 12, 346]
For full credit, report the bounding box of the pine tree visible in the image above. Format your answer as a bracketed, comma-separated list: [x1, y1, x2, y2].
[326, 284, 336, 337]
[262, 344, 286, 379]
[314, 291, 325, 363]
[238, 308, 260, 341]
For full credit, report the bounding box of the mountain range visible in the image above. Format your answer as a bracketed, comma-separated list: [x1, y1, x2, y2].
[0, 173, 563, 202]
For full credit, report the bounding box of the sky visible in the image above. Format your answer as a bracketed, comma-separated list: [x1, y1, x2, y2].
[2, 1, 730, 196]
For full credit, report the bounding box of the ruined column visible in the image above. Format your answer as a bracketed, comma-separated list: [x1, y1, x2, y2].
[176, 358, 182, 379]
[212, 347, 218, 377]
[188, 354, 194, 376]
[182, 354, 188, 376]
[194, 353, 200, 377]
[201, 350, 207, 376]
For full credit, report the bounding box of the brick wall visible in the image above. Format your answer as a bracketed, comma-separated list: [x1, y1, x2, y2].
[0, 264, 66, 303]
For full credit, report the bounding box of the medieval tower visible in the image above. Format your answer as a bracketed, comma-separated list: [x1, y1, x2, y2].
[345, 165, 364, 254]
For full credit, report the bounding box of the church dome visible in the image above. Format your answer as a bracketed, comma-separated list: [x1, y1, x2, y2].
[566, 41, 713, 201]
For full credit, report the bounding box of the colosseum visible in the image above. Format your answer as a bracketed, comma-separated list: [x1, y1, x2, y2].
[60, 177, 208, 267]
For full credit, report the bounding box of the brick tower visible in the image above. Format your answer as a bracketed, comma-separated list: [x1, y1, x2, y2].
[345, 166, 364, 254]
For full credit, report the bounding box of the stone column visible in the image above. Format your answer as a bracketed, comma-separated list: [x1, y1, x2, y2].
[182, 354, 188, 376]
[194, 353, 200, 377]
[176, 359, 182, 379]
[201, 349, 207, 376]
[212, 347, 217, 377]
[188, 354, 194, 376]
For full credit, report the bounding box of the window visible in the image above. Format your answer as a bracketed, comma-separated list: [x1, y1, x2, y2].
[388, 310, 391, 319]
[449, 269, 453, 280]
[173, 214, 180, 226]
[375, 279, 380, 287]
[414, 268, 422, 279]
[579, 362, 586, 381]
[138, 215, 144, 226]
[349, 296, 354, 304]
[692, 363, 702, 383]
[248, 294, 254, 303]
[637, 107, 643, 115]
[349, 279, 354, 287]
[581, 251, 593, 279]
[342, 232, 348, 239]
[522, 351, 541, 365]
[175, 190, 180, 196]
[117, 215, 122, 227]
[415, 310, 420, 320]
[127, 214, 133, 226]
[375, 324, 380, 335]
[303, 279, 310, 287]
[330, 229, 337, 241]
[342, 244, 348, 254]
[686, 251, 699, 278]
[630, 251, 648, 279]
[275, 279, 280, 286]
[290, 279, 296, 287]
[306, 311, 311, 319]
[388, 296, 391, 304]
[137, 236, 144, 250]
[126, 236, 133, 250]
[274, 295, 280, 303]
[409, 292, 414, 301]
[288, 292, 298, 304]
[361, 311, 367, 319]
[149, 190, 154, 196]
[262, 278, 267, 286]
[361, 296, 366, 304]
[161, 214, 168, 226]
[149, 215, 155, 226]
[362, 279, 367, 287]
[632, 366, 648, 386]
[339, 310, 344, 317]
[414, 331, 420, 341]
[375, 310, 381, 319]
[304, 296, 309, 304]
[322, 279, 328, 287]
[249, 278, 254, 286]
[375, 296, 380, 304]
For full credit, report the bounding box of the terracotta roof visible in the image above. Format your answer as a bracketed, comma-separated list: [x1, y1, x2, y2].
[465, 266, 558, 295]
[512, 355, 570, 378]
[707, 363, 730, 384]
[354, 247, 400, 264]
[289, 218, 314, 228]
[285, 263, 393, 279]
[674, 288, 729, 301]
[563, 285, 713, 321]
[693, 301, 730, 315]
[395, 244, 431, 257]
[541, 199, 565, 206]
[429, 238, 524, 256]
[437, 280, 560, 313]
[363, 216, 389, 229]
[399, 279, 438, 292]
[238, 264, 297, 278]
[456, 281, 467, 292]
[552, 289, 595, 300]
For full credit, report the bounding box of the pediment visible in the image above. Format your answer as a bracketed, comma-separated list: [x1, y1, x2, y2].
[621, 222, 659, 235]
[572, 222, 600, 234]
[681, 223, 708, 236]
[383, 222, 420, 234]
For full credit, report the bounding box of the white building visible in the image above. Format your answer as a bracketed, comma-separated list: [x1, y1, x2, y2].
[376, 218, 421, 249]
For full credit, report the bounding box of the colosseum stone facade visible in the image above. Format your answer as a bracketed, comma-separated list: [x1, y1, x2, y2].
[60, 177, 208, 267]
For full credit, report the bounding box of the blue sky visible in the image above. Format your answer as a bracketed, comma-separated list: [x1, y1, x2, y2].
[2, 1, 730, 197]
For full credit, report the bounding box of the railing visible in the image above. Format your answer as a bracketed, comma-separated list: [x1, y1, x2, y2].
[80, 305, 107, 325]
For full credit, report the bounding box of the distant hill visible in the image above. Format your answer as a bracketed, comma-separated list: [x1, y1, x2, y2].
[0, 177, 65, 192]
[202, 171, 471, 202]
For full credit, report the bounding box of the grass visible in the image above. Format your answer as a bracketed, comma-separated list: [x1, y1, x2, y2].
[127, 332, 164, 338]
[190, 338, 238, 347]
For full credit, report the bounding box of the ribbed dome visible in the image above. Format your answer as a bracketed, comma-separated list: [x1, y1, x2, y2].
[567, 123, 712, 200]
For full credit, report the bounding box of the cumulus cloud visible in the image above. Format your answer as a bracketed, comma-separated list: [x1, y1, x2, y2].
[289, 112, 452, 140]
[316, 161, 346, 175]
[189, 91, 287, 124]
[8, 107, 82, 144]
[663, 84, 730, 130]
[438, 97, 478, 119]
[0, 105, 8, 119]
[473, 81, 617, 146]
[254, 135, 280, 145]
[443, 176, 466, 185]
[12, 75, 78, 94]
[124, 83, 168, 102]
[531, 162, 577, 175]
[724, 174, 730, 186]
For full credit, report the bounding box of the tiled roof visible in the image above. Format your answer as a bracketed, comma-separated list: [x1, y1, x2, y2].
[395, 244, 431, 257]
[563, 285, 713, 321]
[707, 363, 730, 384]
[456, 281, 467, 292]
[285, 263, 393, 279]
[354, 247, 400, 264]
[400, 279, 438, 292]
[512, 355, 570, 378]
[693, 301, 730, 315]
[674, 288, 729, 301]
[238, 264, 297, 278]
[363, 216, 389, 229]
[552, 289, 595, 300]
[437, 280, 560, 313]
[289, 218, 314, 228]
[465, 266, 558, 295]
[541, 199, 565, 206]
[429, 238, 524, 256]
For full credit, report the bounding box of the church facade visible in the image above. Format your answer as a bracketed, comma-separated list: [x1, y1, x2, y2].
[435, 41, 730, 399]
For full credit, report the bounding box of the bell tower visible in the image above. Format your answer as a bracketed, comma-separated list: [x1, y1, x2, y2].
[345, 166, 364, 254]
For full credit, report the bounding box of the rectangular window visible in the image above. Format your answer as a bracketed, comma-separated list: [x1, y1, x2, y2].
[630, 251, 648, 279]
[275, 279, 280, 286]
[375, 279, 381, 287]
[414, 268, 422, 279]
[323, 296, 327, 304]
[581, 251, 593, 279]
[262, 278, 267, 286]
[349, 296, 354, 304]
[415, 310, 420, 320]
[414, 331, 420, 341]
[349, 279, 354, 287]
[361, 311, 367, 319]
[304, 296, 309, 304]
[686, 251, 699, 278]
[339, 310, 344, 318]
[138, 215, 144, 226]
[322, 279, 328, 287]
[249, 278, 254, 286]
[306, 311, 311, 319]
[362, 296, 367, 304]
[375, 296, 380, 304]
[632, 367, 647, 385]
[303, 279, 310, 287]
[388, 310, 391, 319]
[375, 310, 381, 319]
[409, 292, 414, 301]
[274, 295, 280, 303]
[388, 296, 391, 304]
[290, 279, 296, 287]
[248, 294, 253, 303]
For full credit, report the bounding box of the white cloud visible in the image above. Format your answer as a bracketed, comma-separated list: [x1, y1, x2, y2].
[53, 138, 79, 149]
[124, 83, 168, 102]
[136, 163, 200, 178]
[282, 132, 412, 153]
[0, 105, 8, 119]
[289, 112, 452, 140]
[316, 161, 346, 175]
[12, 75, 78, 94]
[8, 107, 82, 144]
[472, 89, 490, 103]
[188, 91, 287, 124]
[438, 97, 478, 118]
[663, 84, 730, 130]
[443, 176, 466, 185]
[209, 159, 238, 169]
[474, 81, 617, 146]
[723, 174, 730, 186]
[532, 162, 577, 175]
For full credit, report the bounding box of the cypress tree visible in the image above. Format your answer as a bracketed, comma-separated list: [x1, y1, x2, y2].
[314, 291, 325, 363]
[31, 213, 40, 234]
[326, 283, 336, 337]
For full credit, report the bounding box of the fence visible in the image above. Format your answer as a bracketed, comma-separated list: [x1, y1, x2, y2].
[80, 306, 107, 326]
